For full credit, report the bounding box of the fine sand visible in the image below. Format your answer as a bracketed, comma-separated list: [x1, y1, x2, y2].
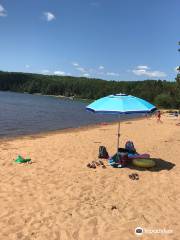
[0, 114, 179, 240]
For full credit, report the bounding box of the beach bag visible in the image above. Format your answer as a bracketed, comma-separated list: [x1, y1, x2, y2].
[118, 152, 129, 167]
[109, 152, 128, 168]
[98, 146, 109, 159]
[125, 141, 136, 153]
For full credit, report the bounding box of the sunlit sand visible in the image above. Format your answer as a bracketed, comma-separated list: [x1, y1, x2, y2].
[0, 114, 179, 239]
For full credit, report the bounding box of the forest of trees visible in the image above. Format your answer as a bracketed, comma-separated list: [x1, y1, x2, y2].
[0, 70, 180, 109]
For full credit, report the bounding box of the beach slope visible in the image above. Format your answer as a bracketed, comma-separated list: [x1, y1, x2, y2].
[0, 114, 179, 240]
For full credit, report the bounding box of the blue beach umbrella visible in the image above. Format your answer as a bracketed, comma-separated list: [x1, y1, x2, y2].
[86, 94, 157, 153]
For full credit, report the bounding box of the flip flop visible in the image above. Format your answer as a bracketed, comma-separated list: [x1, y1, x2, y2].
[87, 163, 91, 168]
[134, 173, 139, 180]
[99, 160, 104, 166]
[129, 174, 135, 180]
[129, 173, 139, 180]
[95, 161, 101, 166]
[91, 163, 96, 169]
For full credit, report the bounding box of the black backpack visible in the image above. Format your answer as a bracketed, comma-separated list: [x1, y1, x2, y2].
[125, 141, 136, 154]
[98, 146, 109, 159]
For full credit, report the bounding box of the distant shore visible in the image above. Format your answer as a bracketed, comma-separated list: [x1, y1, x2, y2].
[32, 92, 93, 103]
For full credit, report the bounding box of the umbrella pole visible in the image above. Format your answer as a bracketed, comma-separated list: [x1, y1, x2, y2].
[117, 119, 120, 153]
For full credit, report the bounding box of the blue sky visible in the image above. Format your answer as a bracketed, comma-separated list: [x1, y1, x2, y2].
[0, 0, 179, 81]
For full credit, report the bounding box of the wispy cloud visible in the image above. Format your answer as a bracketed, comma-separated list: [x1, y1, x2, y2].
[25, 64, 30, 68]
[76, 67, 86, 73]
[0, 4, 7, 17]
[72, 62, 88, 74]
[106, 72, 120, 77]
[132, 65, 166, 78]
[43, 12, 55, 22]
[137, 65, 149, 70]
[99, 65, 105, 70]
[83, 73, 90, 77]
[72, 62, 121, 78]
[174, 66, 180, 72]
[54, 71, 65, 76]
[72, 62, 79, 67]
[41, 69, 50, 74]
[54, 71, 72, 76]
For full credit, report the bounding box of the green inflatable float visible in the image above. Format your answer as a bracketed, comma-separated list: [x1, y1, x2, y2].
[132, 158, 156, 168]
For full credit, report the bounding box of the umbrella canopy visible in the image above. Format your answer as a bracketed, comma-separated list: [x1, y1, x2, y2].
[86, 94, 156, 114]
[86, 93, 157, 153]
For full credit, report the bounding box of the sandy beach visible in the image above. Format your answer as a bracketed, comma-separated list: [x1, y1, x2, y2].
[0, 114, 179, 240]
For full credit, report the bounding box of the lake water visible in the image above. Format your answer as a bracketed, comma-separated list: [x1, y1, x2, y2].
[0, 91, 117, 137]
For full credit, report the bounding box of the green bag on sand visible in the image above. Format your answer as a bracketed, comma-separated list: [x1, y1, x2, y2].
[15, 155, 31, 163]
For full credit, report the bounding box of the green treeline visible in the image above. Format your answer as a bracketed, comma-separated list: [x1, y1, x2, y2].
[0, 71, 180, 109]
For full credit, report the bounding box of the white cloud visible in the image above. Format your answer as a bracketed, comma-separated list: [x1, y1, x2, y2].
[76, 67, 86, 73]
[132, 66, 166, 78]
[137, 65, 149, 70]
[41, 69, 50, 74]
[99, 65, 105, 70]
[54, 71, 65, 76]
[43, 12, 55, 22]
[83, 73, 90, 77]
[106, 72, 120, 77]
[0, 4, 7, 17]
[72, 62, 79, 67]
[25, 64, 30, 68]
[174, 66, 180, 72]
[72, 62, 87, 73]
[72, 62, 120, 78]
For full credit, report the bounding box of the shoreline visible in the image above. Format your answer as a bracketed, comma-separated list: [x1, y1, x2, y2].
[0, 121, 117, 142]
[0, 115, 154, 143]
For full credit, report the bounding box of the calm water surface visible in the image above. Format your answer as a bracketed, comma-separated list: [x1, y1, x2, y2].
[0, 91, 117, 137]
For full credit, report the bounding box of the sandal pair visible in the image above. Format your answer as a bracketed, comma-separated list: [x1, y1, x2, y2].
[129, 173, 139, 180]
[87, 160, 106, 169]
[87, 162, 96, 169]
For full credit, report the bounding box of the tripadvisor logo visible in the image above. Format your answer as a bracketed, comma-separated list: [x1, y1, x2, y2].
[135, 226, 173, 236]
[135, 227, 144, 236]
